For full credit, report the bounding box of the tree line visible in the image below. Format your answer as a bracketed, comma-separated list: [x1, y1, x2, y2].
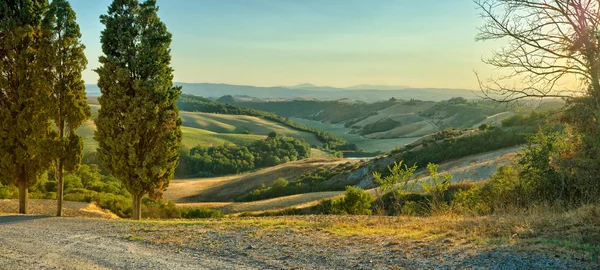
[0, 0, 181, 220]
[176, 132, 311, 177]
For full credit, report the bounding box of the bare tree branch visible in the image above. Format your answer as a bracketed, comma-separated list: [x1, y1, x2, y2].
[475, 0, 600, 102]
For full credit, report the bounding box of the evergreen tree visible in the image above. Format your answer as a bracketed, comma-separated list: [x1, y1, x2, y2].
[42, 0, 91, 217]
[95, 0, 182, 220]
[0, 0, 52, 214]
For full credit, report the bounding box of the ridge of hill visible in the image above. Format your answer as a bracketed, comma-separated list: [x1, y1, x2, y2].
[85, 83, 478, 102]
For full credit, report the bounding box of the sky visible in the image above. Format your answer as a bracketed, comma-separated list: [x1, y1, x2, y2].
[69, 0, 503, 89]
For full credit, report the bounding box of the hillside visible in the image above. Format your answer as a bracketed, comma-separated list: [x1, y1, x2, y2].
[164, 146, 522, 214]
[179, 112, 321, 146]
[76, 111, 322, 154]
[237, 98, 511, 150]
[165, 158, 350, 203]
[177, 94, 353, 150]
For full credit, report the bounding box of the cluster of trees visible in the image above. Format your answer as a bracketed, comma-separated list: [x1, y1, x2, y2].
[177, 94, 355, 150]
[0, 0, 90, 216]
[176, 133, 311, 177]
[235, 162, 359, 202]
[0, 0, 181, 220]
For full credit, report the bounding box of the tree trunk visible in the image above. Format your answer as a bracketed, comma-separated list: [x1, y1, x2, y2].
[132, 194, 142, 220]
[56, 160, 64, 217]
[18, 180, 28, 214]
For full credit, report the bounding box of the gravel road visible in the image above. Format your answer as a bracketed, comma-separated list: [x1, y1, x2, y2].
[0, 215, 597, 269]
[0, 216, 251, 269]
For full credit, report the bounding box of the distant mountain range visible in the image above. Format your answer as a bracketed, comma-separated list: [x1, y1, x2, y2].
[86, 83, 480, 102]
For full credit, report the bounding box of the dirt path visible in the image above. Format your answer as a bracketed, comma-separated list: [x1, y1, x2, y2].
[0, 216, 251, 270]
[0, 215, 595, 269]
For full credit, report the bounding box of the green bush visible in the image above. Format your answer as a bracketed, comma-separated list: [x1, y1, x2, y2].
[64, 174, 84, 193]
[0, 185, 17, 199]
[181, 207, 224, 219]
[331, 186, 375, 215]
[143, 200, 181, 219]
[421, 163, 451, 212]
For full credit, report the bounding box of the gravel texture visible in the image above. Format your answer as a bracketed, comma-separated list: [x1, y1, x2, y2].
[0, 215, 597, 269]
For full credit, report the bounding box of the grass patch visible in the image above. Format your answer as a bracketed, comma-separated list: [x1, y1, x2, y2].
[127, 235, 145, 241]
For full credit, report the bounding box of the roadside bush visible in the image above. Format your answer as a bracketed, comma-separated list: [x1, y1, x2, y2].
[143, 199, 181, 219]
[379, 190, 429, 216]
[421, 163, 451, 213]
[181, 207, 224, 219]
[0, 185, 17, 199]
[331, 186, 375, 215]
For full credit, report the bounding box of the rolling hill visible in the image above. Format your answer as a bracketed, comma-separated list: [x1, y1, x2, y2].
[164, 147, 522, 214]
[86, 83, 479, 102]
[76, 111, 322, 154]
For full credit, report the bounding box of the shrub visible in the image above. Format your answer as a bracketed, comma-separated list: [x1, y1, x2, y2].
[331, 186, 375, 215]
[143, 200, 181, 219]
[64, 174, 84, 193]
[181, 207, 224, 219]
[421, 163, 451, 213]
[0, 185, 17, 199]
[373, 161, 418, 214]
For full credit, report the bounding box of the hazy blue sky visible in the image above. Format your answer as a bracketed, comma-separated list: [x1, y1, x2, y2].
[69, 0, 501, 89]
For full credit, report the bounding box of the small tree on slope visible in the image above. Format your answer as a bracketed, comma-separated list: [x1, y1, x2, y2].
[42, 0, 91, 217]
[0, 0, 53, 214]
[95, 0, 182, 220]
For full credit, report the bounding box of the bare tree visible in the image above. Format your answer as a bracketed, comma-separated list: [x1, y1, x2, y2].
[475, 0, 600, 102]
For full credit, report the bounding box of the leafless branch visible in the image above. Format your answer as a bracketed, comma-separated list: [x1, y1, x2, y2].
[475, 0, 600, 103]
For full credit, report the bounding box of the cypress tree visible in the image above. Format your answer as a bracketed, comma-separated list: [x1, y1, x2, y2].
[0, 0, 53, 214]
[95, 0, 182, 220]
[42, 0, 90, 217]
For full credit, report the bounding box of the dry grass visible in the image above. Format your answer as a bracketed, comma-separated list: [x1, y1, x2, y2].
[165, 158, 349, 203]
[137, 204, 600, 261]
[176, 191, 344, 214]
[0, 199, 118, 219]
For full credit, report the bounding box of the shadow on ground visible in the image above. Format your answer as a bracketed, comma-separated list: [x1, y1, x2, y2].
[0, 215, 51, 224]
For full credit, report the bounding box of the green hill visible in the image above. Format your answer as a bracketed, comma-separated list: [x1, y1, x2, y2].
[179, 112, 321, 146]
[77, 111, 321, 154]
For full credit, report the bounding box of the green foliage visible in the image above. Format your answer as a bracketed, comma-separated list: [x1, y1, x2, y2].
[0, 0, 54, 213]
[331, 186, 375, 215]
[42, 0, 90, 168]
[177, 94, 355, 150]
[96, 0, 182, 218]
[180, 207, 224, 219]
[421, 163, 451, 212]
[41, 0, 91, 215]
[373, 161, 418, 214]
[177, 135, 311, 177]
[451, 166, 525, 215]
[0, 185, 18, 199]
[63, 174, 83, 193]
[143, 199, 181, 219]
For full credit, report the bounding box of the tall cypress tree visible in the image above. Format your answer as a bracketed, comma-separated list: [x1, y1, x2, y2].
[42, 0, 90, 217]
[0, 0, 52, 214]
[95, 0, 182, 220]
